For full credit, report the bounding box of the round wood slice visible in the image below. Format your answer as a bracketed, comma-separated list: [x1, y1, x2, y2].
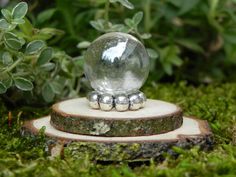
[22, 116, 213, 161]
[50, 98, 183, 137]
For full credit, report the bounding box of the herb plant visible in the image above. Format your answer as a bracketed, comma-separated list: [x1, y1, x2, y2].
[79, 0, 158, 60]
[32, 0, 236, 83]
[0, 2, 83, 104]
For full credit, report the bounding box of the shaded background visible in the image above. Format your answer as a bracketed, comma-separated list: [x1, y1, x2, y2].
[1, 0, 236, 107]
[0, 1, 236, 176]
[4, 0, 236, 84]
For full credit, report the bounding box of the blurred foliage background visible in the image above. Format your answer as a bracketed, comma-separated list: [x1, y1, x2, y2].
[1, 0, 236, 105]
[1, 1, 236, 176]
[27, 0, 236, 82]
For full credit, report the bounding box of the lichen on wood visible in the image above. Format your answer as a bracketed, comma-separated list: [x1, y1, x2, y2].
[22, 116, 213, 161]
[50, 98, 183, 136]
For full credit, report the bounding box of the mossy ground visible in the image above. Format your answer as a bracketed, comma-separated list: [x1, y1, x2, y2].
[1, 82, 236, 176]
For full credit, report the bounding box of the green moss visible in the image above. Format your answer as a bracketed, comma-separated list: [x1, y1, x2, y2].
[129, 144, 141, 152]
[1, 83, 236, 176]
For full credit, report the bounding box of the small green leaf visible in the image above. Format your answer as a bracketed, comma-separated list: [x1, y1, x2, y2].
[168, 0, 200, 14]
[90, 20, 106, 32]
[5, 38, 22, 50]
[12, 18, 25, 25]
[0, 82, 7, 94]
[107, 24, 129, 33]
[61, 59, 70, 74]
[147, 48, 159, 59]
[110, 0, 134, 9]
[1, 9, 11, 21]
[40, 62, 55, 71]
[39, 28, 65, 36]
[140, 33, 152, 39]
[163, 63, 173, 75]
[2, 52, 13, 65]
[176, 39, 204, 53]
[37, 47, 53, 66]
[18, 18, 33, 36]
[132, 11, 143, 26]
[33, 28, 65, 41]
[37, 8, 56, 24]
[12, 2, 28, 19]
[25, 40, 45, 55]
[159, 45, 182, 75]
[77, 41, 91, 49]
[124, 18, 134, 28]
[3, 32, 23, 50]
[73, 58, 84, 76]
[0, 19, 10, 30]
[42, 83, 55, 102]
[4, 31, 18, 39]
[2, 77, 13, 89]
[50, 81, 63, 94]
[171, 56, 183, 66]
[19, 38, 26, 46]
[14, 77, 33, 91]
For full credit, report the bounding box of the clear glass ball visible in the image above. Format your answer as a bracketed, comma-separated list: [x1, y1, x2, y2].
[84, 32, 149, 95]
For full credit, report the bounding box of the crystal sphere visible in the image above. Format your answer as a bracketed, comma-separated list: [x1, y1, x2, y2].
[84, 32, 149, 95]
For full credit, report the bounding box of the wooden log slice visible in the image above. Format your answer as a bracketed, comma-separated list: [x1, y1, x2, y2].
[50, 98, 183, 137]
[22, 116, 213, 161]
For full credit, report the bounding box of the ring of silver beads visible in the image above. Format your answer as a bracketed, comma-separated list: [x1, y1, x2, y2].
[87, 91, 147, 112]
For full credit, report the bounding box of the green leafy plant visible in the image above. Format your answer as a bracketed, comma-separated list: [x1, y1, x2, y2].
[0, 2, 83, 104]
[77, 0, 158, 61]
[30, 0, 236, 84]
[142, 0, 236, 82]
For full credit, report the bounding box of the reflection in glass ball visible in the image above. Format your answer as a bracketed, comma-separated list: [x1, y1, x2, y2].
[84, 32, 149, 95]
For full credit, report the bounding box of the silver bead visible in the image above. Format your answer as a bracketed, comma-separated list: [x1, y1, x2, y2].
[114, 95, 129, 112]
[129, 93, 142, 110]
[99, 94, 113, 111]
[87, 91, 100, 109]
[137, 91, 146, 108]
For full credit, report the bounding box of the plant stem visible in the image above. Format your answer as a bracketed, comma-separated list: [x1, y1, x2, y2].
[104, 0, 110, 29]
[0, 32, 4, 46]
[144, 0, 151, 32]
[208, 0, 223, 33]
[2, 56, 24, 74]
[56, 0, 78, 40]
[0, 32, 4, 41]
[136, 31, 144, 44]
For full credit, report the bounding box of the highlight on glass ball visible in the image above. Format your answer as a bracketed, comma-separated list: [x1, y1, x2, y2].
[84, 32, 149, 111]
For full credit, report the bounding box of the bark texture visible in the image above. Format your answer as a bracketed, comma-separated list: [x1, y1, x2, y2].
[50, 106, 183, 137]
[21, 117, 213, 161]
